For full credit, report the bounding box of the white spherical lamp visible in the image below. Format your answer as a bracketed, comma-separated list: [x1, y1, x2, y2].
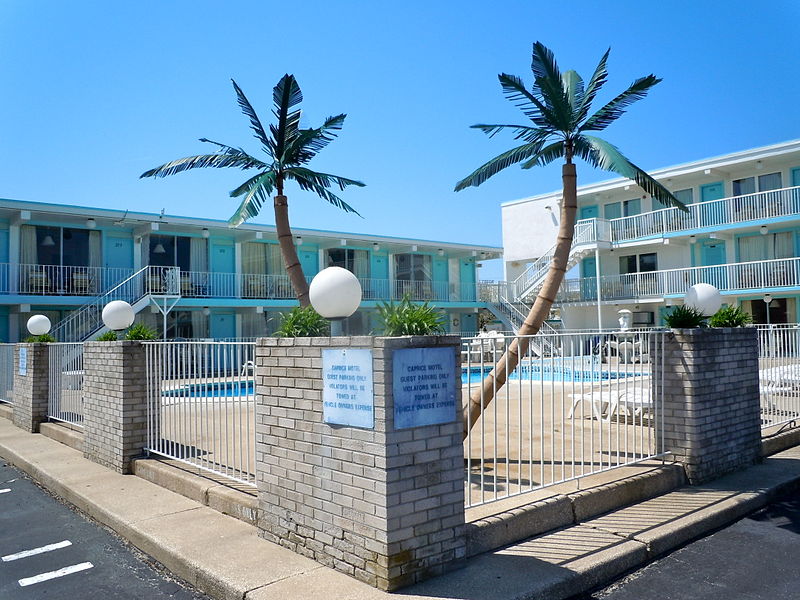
[27, 314, 51, 336]
[102, 300, 135, 331]
[309, 267, 362, 319]
[685, 283, 722, 316]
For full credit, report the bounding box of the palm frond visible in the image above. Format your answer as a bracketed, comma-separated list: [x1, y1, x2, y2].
[498, 73, 555, 127]
[471, 123, 550, 141]
[454, 140, 546, 191]
[286, 114, 346, 165]
[140, 149, 262, 179]
[576, 48, 610, 123]
[227, 171, 276, 227]
[576, 135, 687, 211]
[561, 70, 584, 115]
[530, 42, 572, 130]
[287, 168, 362, 215]
[580, 74, 661, 132]
[272, 74, 303, 161]
[520, 140, 566, 169]
[231, 79, 271, 152]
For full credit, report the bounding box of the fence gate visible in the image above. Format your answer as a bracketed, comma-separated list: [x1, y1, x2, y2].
[48, 343, 84, 426]
[0, 343, 15, 404]
[144, 341, 257, 486]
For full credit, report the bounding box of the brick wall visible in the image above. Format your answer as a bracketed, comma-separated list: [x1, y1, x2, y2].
[83, 341, 151, 474]
[255, 336, 465, 591]
[651, 328, 762, 484]
[12, 343, 49, 432]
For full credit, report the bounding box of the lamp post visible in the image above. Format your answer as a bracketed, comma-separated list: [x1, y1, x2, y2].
[684, 283, 722, 316]
[763, 293, 772, 327]
[27, 314, 51, 338]
[309, 267, 362, 336]
[102, 300, 135, 337]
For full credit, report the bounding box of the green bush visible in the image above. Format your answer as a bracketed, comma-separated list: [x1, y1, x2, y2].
[96, 330, 118, 341]
[124, 323, 159, 340]
[709, 305, 753, 328]
[663, 305, 707, 329]
[377, 294, 446, 336]
[275, 306, 330, 337]
[23, 333, 56, 343]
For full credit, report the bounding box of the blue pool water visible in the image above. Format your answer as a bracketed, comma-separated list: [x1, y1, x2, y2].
[163, 381, 254, 398]
[461, 358, 637, 385]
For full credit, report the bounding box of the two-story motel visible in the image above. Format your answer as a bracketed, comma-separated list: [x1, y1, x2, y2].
[0, 198, 501, 342]
[500, 139, 800, 330]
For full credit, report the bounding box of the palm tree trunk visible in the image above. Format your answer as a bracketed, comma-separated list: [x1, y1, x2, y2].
[462, 162, 578, 439]
[274, 194, 311, 307]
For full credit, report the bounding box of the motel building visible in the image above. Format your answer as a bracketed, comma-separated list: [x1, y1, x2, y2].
[499, 139, 800, 330]
[0, 198, 501, 342]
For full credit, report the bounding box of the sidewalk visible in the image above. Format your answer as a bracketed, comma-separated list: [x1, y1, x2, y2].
[1, 415, 800, 600]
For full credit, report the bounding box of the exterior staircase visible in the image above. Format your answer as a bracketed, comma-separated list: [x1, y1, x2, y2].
[50, 266, 180, 342]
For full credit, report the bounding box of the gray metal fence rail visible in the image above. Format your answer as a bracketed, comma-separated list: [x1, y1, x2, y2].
[0, 343, 15, 404]
[462, 331, 665, 508]
[47, 343, 84, 426]
[144, 341, 256, 486]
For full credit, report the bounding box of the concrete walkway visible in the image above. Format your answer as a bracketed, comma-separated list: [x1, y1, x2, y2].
[1, 416, 800, 600]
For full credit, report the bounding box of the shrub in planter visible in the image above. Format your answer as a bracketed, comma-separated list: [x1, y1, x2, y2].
[23, 333, 56, 343]
[663, 305, 707, 329]
[377, 294, 446, 336]
[124, 323, 158, 340]
[708, 306, 752, 328]
[96, 330, 118, 341]
[275, 306, 330, 337]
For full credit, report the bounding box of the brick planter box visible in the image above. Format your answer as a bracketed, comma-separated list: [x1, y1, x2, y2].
[255, 335, 466, 590]
[651, 327, 762, 484]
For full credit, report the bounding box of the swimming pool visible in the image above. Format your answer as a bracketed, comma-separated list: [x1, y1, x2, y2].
[163, 380, 255, 398]
[461, 358, 642, 385]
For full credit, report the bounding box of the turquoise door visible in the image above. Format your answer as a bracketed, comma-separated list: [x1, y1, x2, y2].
[580, 205, 599, 220]
[210, 312, 236, 339]
[459, 258, 476, 301]
[700, 239, 727, 290]
[210, 241, 234, 296]
[104, 235, 134, 289]
[791, 168, 800, 213]
[461, 312, 477, 334]
[699, 181, 726, 227]
[433, 257, 448, 301]
[369, 252, 388, 299]
[299, 249, 318, 279]
[580, 257, 597, 301]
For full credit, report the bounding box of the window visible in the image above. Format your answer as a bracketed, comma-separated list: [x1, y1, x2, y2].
[394, 253, 432, 299]
[604, 202, 621, 219]
[32, 226, 91, 267]
[619, 253, 657, 274]
[149, 235, 193, 270]
[326, 248, 370, 278]
[733, 177, 756, 196]
[623, 199, 641, 217]
[655, 188, 693, 209]
[758, 172, 782, 191]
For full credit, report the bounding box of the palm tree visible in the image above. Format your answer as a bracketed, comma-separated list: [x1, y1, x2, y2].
[455, 42, 688, 439]
[141, 75, 365, 307]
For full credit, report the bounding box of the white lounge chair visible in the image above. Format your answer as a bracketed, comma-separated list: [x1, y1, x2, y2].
[568, 385, 652, 422]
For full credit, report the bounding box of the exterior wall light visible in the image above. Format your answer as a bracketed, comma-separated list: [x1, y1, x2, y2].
[296, 236, 303, 246]
[309, 267, 362, 336]
[102, 300, 135, 331]
[373, 243, 380, 251]
[689, 235, 697, 244]
[27, 315, 51, 336]
[685, 283, 722, 316]
[86, 218, 97, 229]
[437, 249, 444, 256]
[760, 226, 768, 235]
[202, 228, 210, 238]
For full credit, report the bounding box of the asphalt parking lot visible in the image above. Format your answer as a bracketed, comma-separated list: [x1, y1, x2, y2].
[0, 459, 209, 600]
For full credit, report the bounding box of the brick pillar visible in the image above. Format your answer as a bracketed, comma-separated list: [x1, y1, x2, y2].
[255, 336, 465, 591]
[82, 341, 151, 473]
[651, 328, 762, 484]
[12, 343, 50, 432]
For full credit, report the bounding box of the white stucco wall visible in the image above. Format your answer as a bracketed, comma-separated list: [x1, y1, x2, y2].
[502, 196, 561, 264]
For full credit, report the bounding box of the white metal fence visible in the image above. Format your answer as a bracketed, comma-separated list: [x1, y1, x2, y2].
[462, 331, 665, 508]
[144, 341, 257, 486]
[758, 324, 800, 430]
[0, 344, 15, 404]
[48, 343, 84, 426]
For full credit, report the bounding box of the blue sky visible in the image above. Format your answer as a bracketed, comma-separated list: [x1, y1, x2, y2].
[1, 1, 799, 280]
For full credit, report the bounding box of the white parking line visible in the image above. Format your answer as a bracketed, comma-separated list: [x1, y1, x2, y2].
[0, 489, 10, 494]
[18, 562, 94, 587]
[2, 540, 72, 562]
